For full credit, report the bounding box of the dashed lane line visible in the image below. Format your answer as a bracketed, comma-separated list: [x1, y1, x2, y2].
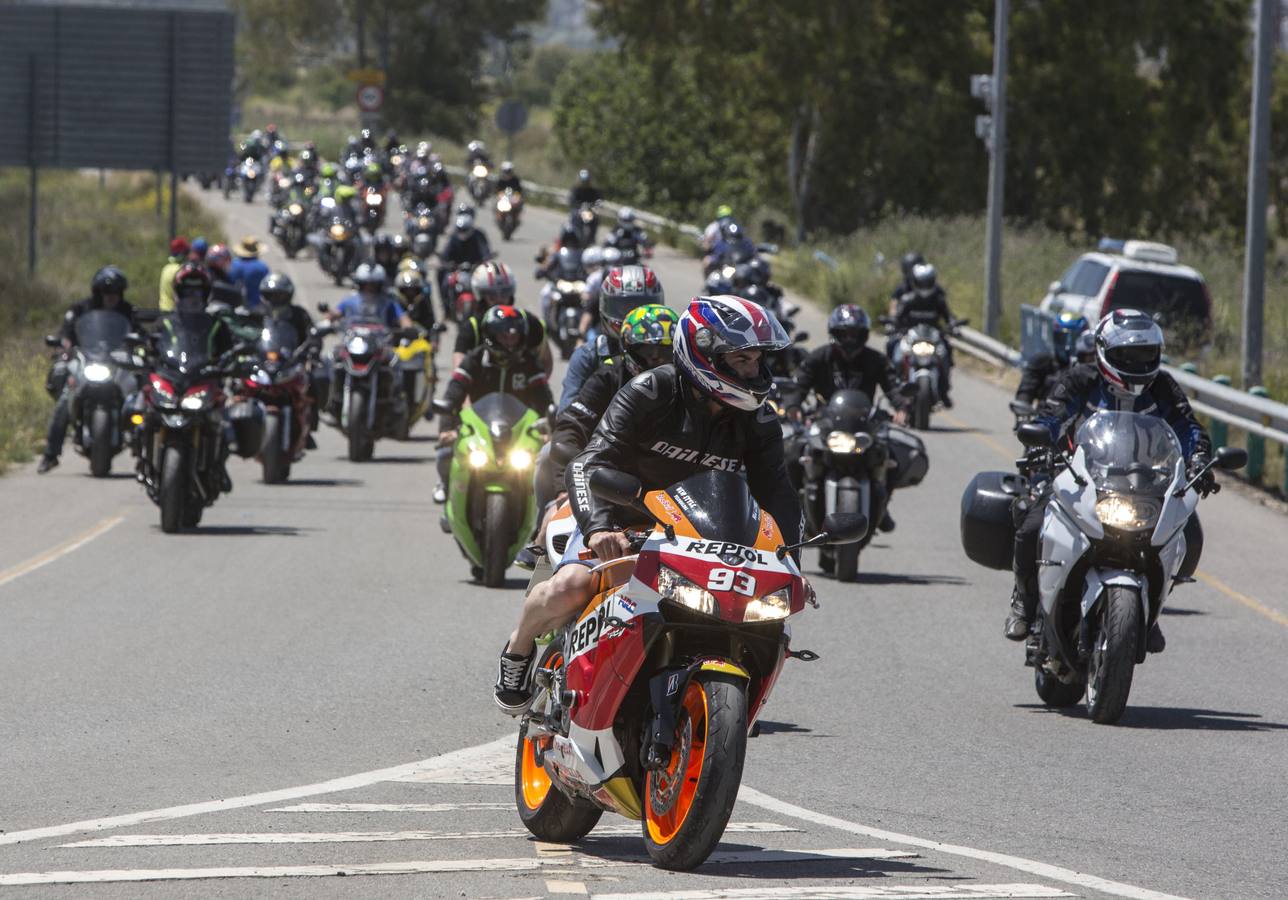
[269, 802, 511, 813]
[0, 848, 915, 887]
[590, 886, 1075, 900]
[0, 514, 124, 591]
[61, 822, 796, 847]
[739, 786, 1188, 900]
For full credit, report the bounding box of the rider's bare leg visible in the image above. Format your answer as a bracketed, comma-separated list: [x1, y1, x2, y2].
[507, 564, 593, 657]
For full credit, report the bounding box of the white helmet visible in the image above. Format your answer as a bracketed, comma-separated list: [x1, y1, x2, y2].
[353, 262, 386, 288]
[470, 261, 516, 303]
[618, 206, 636, 224]
[911, 262, 937, 298]
[673, 295, 789, 412]
[581, 246, 604, 270]
[1095, 308, 1163, 396]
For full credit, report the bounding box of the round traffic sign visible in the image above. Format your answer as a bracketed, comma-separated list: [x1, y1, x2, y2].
[356, 84, 384, 113]
[495, 100, 529, 135]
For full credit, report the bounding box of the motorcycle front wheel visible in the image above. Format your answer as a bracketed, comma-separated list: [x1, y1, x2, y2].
[88, 406, 114, 478]
[833, 485, 863, 582]
[642, 671, 747, 871]
[159, 440, 189, 534]
[912, 377, 933, 430]
[1086, 585, 1141, 725]
[347, 390, 374, 462]
[261, 412, 290, 483]
[482, 492, 511, 587]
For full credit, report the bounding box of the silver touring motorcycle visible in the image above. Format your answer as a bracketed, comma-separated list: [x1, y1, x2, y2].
[963, 410, 1246, 724]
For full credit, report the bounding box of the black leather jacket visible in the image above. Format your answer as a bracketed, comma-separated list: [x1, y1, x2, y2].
[894, 287, 953, 331]
[565, 364, 803, 545]
[793, 345, 906, 409]
[550, 356, 629, 482]
[440, 346, 552, 428]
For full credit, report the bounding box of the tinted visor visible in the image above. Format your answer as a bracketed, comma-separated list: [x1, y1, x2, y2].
[1105, 343, 1160, 376]
[629, 344, 671, 368]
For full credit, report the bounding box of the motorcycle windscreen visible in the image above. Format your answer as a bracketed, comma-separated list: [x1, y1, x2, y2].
[662, 470, 761, 546]
[819, 388, 875, 434]
[346, 298, 397, 326]
[1075, 411, 1182, 496]
[156, 313, 219, 374]
[74, 309, 131, 358]
[469, 392, 531, 432]
[258, 318, 301, 357]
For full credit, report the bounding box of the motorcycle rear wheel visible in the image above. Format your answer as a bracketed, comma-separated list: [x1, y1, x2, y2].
[482, 492, 511, 587]
[514, 646, 603, 842]
[159, 441, 189, 534]
[1086, 585, 1141, 725]
[642, 672, 747, 871]
[88, 407, 114, 478]
[1035, 667, 1085, 708]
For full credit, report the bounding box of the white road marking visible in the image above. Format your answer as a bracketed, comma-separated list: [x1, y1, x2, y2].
[391, 738, 513, 784]
[63, 822, 794, 847]
[0, 514, 124, 591]
[0, 736, 510, 848]
[269, 802, 512, 813]
[590, 885, 1074, 900]
[545, 880, 589, 895]
[739, 787, 1189, 900]
[0, 858, 572, 886]
[0, 849, 912, 886]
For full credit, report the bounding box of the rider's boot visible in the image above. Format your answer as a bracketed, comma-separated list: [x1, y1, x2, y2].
[494, 642, 534, 716]
[1147, 622, 1166, 653]
[1003, 586, 1033, 641]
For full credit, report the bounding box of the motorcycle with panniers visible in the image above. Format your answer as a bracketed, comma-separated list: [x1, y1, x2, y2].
[961, 411, 1246, 724]
[129, 316, 260, 533]
[515, 468, 865, 869]
[435, 392, 547, 587]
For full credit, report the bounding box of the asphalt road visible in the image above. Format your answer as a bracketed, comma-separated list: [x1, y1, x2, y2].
[1, 183, 1286, 900]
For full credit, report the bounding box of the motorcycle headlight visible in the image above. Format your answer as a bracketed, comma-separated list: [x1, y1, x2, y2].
[418, 216, 431, 228]
[912, 340, 937, 357]
[330, 224, 348, 239]
[472, 164, 488, 178]
[180, 388, 209, 411]
[82, 363, 112, 383]
[347, 336, 369, 355]
[571, 280, 587, 293]
[497, 197, 511, 212]
[468, 449, 489, 468]
[368, 193, 383, 205]
[743, 587, 791, 622]
[508, 448, 533, 470]
[288, 203, 304, 216]
[581, 209, 594, 222]
[556, 280, 575, 293]
[1095, 495, 1159, 531]
[657, 567, 718, 617]
[826, 431, 858, 454]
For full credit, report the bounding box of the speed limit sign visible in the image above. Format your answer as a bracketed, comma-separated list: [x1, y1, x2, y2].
[356, 84, 384, 112]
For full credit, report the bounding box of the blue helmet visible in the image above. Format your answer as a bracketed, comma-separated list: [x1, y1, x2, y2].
[1052, 311, 1090, 365]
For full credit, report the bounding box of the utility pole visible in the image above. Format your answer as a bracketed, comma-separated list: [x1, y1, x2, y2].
[977, 0, 1009, 338]
[356, 0, 367, 68]
[1242, 0, 1274, 388]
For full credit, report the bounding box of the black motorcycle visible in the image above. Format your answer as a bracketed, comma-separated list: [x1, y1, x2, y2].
[317, 210, 360, 285]
[326, 307, 421, 461]
[405, 200, 441, 259]
[133, 316, 256, 533]
[273, 198, 310, 259]
[45, 310, 137, 477]
[540, 247, 586, 361]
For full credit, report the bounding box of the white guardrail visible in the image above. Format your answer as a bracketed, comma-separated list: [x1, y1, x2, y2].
[449, 164, 1288, 449]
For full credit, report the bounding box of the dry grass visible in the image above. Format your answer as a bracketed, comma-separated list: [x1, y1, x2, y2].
[0, 169, 225, 472]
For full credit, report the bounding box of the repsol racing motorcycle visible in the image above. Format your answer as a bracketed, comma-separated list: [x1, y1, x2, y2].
[799, 388, 926, 580]
[133, 315, 256, 533]
[45, 309, 138, 477]
[962, 411, 1246, 724]
[516, 469, 864, 870]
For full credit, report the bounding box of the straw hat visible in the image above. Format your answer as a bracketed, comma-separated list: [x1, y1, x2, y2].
[233, 236, 261, 258]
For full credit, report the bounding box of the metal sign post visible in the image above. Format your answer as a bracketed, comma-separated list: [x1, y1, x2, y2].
[1242, 0, 1273, 389]
[26, 54, 37, 275]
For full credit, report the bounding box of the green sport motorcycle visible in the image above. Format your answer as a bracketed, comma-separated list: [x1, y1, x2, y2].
[439, 392, 546, 587]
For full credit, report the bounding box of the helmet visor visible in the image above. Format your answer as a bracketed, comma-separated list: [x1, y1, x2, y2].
[1104, 343, 1160, 377]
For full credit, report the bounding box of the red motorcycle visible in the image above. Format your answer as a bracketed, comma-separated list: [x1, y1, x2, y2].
[443, 262, 479, 323]
[235, 317, 322, 483]
[515, 469, 864, 870]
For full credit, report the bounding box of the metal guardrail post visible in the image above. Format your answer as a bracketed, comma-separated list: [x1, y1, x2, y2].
[1247, 386, 1269, 484]
[1209, 375, 1231, 449]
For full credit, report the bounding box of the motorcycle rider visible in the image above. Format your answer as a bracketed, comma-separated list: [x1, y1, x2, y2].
[259, 272, 323, 446]
[466, 140, 492, 168]
[159, 236, 190, 311]
[568, 169, 602, 208]
[605, 207, 650, 254]
[702, 204, 735, 252]
[449, 261, 548, 370]
[889, 251, 925, 304]
[496, 161, 522, 194]
[331, 263, 414, 329]
[703, 220, 755, 274]
[889, 262, 958, 407]
[229, 236, 270, 310]
[437, 210, 493, 320]
[204, 244, 244, 309]
[1004, 309, 1215, 651]
[1014, 312, 1091, 407]
[435, 305, 553, 515]
[495, 294, 802, 713]
[791, 304, 909, 531]
[559, 265, 665, 410]
[394, 268, 437, 332]
[38, 266, 139, 474]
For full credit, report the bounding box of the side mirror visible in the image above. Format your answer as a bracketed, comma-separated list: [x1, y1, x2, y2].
[1048, 281, 1064, 295]
[1214, 446, 1248, 471]
[793, 331, 810, 344]
[1017, 422, 1053, 449]
[431, 397, 453, 416]
[589, 468, 643, 506]
[432, 322, 448, 334]
[44, 334, 61, 348]
[821, 512, 868, 545]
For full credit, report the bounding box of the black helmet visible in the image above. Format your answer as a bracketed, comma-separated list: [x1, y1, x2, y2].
[911, 263, 937, 296]
[747, 256, 772, 286]
[91, 265, 128, 299]
[827, 304, 870, 361]
[260, 272, 295, 308]
[900, 251, 925, 279]
[481, 305, 528, 365]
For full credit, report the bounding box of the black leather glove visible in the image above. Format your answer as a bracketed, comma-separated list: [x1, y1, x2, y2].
[1188, 454, 1220, 497]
